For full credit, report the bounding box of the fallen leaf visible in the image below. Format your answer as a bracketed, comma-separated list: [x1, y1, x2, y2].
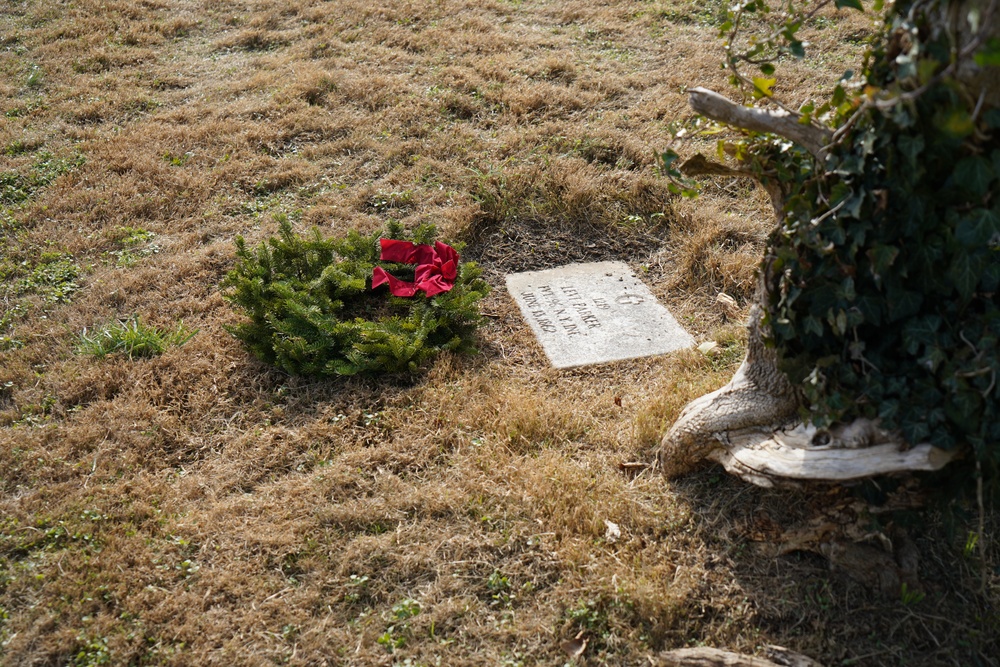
[697, 341, 721, 356]
[716, 292, 740, 320]
[618, 461, 647, 479]
[560, 632, 587, 658]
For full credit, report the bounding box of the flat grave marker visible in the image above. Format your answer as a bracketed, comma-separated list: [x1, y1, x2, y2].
[505, 261, 695, 368]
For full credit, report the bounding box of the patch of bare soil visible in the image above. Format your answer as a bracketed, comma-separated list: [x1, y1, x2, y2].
[0, 1, 996, 666]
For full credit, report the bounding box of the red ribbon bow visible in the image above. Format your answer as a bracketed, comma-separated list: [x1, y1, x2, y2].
[371, 239, 459, 297]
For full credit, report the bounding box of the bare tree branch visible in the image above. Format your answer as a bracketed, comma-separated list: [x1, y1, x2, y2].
[679, 154, 785, 215]
[688, 87, 832, 161]
[678, 154, 751, 177]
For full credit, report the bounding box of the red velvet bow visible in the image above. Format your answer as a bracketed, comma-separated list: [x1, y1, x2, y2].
[371, 239, 459, 297]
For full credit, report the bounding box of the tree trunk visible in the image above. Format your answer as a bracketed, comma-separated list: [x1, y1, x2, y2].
[657, 0, 997, 485]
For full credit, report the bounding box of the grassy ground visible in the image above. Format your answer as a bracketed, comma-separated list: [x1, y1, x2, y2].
[0, 0, 996, 665]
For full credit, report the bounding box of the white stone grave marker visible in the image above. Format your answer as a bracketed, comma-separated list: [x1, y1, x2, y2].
[505, 261, 695, 368]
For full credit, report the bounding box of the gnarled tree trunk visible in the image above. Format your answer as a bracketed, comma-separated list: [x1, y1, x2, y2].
[657, 0, 997, 486]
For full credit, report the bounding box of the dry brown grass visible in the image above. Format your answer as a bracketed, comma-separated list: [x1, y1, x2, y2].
[1, 0, 997, 665]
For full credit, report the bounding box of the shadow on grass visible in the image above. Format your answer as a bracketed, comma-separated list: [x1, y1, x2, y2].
[667, 468, 999, 667]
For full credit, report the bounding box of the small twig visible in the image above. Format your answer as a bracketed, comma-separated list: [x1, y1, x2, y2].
[830, 0, 999, 148]
[971, 89, 987, 122]
[263, 587, 293, 603]
[959, 329, 982, 358]
[982, 368, 996, 399]
[83, 432, 110, 489]
[829, 99, 873, 146]
[726, 0, 838, 120]
[955, 367, 991, 378]
[809, 197, 849, 227]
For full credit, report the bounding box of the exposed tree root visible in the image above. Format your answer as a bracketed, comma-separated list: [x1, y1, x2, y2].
[657, 307, 956, 486]
[657, 307, 799, 479]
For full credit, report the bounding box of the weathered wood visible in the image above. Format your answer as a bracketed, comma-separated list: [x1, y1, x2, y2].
[706, 422, 957, 488]
[657, 301, 958, 487]
[657, 646, 823, 667]
[688, 87, 832, 160]
[657, 307, 800, 479]
[762, 645, 825, 667]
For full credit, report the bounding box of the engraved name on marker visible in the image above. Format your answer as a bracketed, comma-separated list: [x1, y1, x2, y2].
[506, 261, 695, 368]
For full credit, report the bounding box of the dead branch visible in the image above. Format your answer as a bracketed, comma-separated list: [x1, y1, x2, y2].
[688, 87, 832, 161]
[679, 153, 784, 215]
[679, 154, 751, 178]
[657, 646, 824, 667]
[706, 422, 957, 488]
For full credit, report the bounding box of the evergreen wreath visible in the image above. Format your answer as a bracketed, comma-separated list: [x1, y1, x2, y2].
[221, 216, 490, 377]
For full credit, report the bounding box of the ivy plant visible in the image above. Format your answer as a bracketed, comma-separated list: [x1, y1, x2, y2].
[670, 0, 999, 473]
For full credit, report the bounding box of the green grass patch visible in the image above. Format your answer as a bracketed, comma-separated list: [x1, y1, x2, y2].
[104, 226, 159, 267]
[0, 151, 85, 206]
[0, 252, 80, 350]
[78, 316, 197, 360]
[21, 253, 80, 304]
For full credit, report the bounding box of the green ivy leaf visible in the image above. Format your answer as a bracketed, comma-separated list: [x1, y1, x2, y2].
[803, 315, 823, 337]
[878, 398, 899, 422]
[834, 0, 864, 10]
[896, 135, 924, 167]
[900, 415, 931, 444]
[955, 208, 1000, 246]
[867, 244, 899, 277]
[842, 193, 864, 219]
[935, 107, 974, 138]
[885, 288, 923, 322]
[917, 59, 939, 85]
[660, 149, 680, 170]
[835, 277, 856, 301]
[948, 253, 980, 300]
[946, 389, 983, 433]
[759, 63, 775, 76]
[827, 308, 848, 336]
[902, 315, 941, 354]
[919, 345, 947, 373]
[831, 84, 846, 107]
[855, 294, 883, 325]
[953, 156, 995, 199]
[982, 261, 999, 292]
